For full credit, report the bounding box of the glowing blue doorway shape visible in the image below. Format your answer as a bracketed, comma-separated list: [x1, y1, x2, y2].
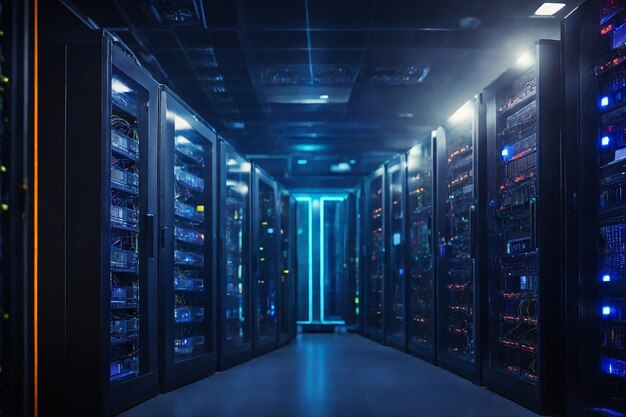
[295, 194, 347, 326]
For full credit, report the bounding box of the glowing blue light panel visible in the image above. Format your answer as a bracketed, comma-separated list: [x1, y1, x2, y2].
[603, 274, 611, 282]
[602, 136, 611, 147]
[601, 96, 610, 107]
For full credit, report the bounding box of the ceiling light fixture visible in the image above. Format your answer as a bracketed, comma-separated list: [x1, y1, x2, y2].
[534, 2, 565, 16]
[330, 162, 351, 173]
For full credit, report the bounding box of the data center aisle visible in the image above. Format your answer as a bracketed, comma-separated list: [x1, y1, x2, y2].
[119, 334, 539, 417]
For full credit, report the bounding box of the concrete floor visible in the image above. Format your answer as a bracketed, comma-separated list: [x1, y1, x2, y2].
[119, 333, 540, 417]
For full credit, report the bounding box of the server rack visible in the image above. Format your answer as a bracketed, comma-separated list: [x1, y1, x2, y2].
[564, 1, 626, 415]
[217, 140, 253, 369]
[252, 166, 279, 355]
[435, 98, 483, 382]
[406, 136, 437, 363]
[482, 40, 561, 414]
[39, 35, 159, 416]
[355, 186, 364, 331]
[157, 88, 217, 391]
[364, 167, 386, 342]
[1, 1, 32, 415]
[345, 191, 360, 330]
[385, 155, 407, 350]
[278, 188, 296, 345]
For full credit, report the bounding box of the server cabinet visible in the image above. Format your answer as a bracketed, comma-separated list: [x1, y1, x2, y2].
[217, 141, 253, 369]
[39, 36, 159, 416]
[158, 88, 217, 391]
[435, 98, 483, 382]
[345, 191, 360, 329]
[279, 188, 296, 344]
[252, 167, 279, 355]
[406, 136, 437, 362]
[355, 186, 363, 331]
[1, 1, 32, 416]
[564, 1, 626, 415]
[385, 155, 407, 350]
[482, 40, 561, 414]
[364, 167, 386, 341]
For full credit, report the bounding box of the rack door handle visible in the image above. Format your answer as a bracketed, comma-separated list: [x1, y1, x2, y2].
[145, 214, 155, 259]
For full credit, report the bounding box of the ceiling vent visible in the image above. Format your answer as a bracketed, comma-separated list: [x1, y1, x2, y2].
[368, 65, 431, 85]
[258, 65, 359, 86]
[148, 0, 205, 27]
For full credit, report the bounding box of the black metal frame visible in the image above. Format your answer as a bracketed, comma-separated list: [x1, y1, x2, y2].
[363, 166, 386, 342]
[157, 86, 218, 391]
[289, 193, 298, 340]
[405, 134, 438, 364]
[251, 165, 280, 356]
[216, 139, 253, 370]
[385, 154, 407, 351]
[435, 97, 484, 383]
[39, 34, 160, 416]
[481, 40, 562, 415]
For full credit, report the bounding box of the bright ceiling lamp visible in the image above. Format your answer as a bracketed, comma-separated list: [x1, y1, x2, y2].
[534, 3, 565, 16]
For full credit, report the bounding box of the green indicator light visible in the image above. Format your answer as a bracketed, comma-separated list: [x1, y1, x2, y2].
[1, 203, 8, 211]
[355, 297, 359, 304]
[0, 165, 6, 172]
[2, 313, 8, 320]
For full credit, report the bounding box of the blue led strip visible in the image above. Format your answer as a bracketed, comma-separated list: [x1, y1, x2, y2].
[295, 196, 314, 324]
[320, 196, 347, 324]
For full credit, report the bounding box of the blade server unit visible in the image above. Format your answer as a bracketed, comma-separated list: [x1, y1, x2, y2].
[385, 155, 407, 350]
[482, 40, 562, 414]
[435, 98, 483, 382]
[364, 166, 386, 342]
[406, 135, 437, 363]
[217, 140, 253, 369]
[564, 0, 626, 415]
[252, 166, 280, 355]
[39, 35, 160, 416]
[157, 87, 218, 391]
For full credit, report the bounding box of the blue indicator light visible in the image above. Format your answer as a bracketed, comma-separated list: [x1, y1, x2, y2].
[601, 96, 610, 107]
[602, 136, 611, 146]
[501, 147, 509, 158]
[603, 275, 612, 282]
[602, 356, 626, 378]
[603, 306, 612, 316]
